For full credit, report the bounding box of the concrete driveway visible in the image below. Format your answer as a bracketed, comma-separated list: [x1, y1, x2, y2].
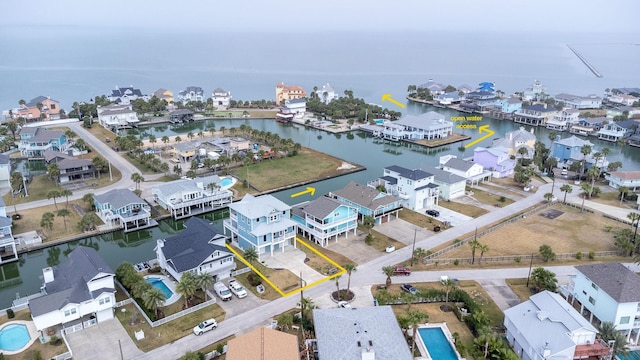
[66, 318, 142, 360]
[325, 232, 382, 264]
[477, 279, 522, 311]
[374, 218, 433, 245]
[214, 280, 270, 318]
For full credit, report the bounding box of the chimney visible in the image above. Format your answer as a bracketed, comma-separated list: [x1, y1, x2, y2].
[542, 343, 551, 358]
[361, 348, 375, 360]
[43, 267, 55, 284]
[156, 239, 164, 250]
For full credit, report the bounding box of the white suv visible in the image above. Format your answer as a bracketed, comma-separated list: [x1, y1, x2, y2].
[193, 318, 217, 335]
[228, 279, 248, 299]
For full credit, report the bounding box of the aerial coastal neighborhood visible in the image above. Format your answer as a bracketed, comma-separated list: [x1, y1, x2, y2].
[0, 78, 640, 360]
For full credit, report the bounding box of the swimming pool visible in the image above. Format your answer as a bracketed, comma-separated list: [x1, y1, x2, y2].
[146, 277, 174, 299]
[618, 350, 640, 360]
[0, 324, 31, 352]
[220, 176, 236, 189]
[417, 326, 460, 360]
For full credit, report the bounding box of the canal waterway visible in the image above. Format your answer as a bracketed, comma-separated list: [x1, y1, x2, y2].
[2, 105, 639, 308]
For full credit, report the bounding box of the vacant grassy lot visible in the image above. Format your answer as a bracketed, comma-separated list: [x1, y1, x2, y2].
[85, 124, 117, 145]
[296, 236, 357, 273]
[399, 208, 446, 229]
[360, 226, 407, 253]
[468, 188, 516, 206]
[232, 259, 301, 300]
[230, 148, 360, 192]
[439, 200, 489, 218]
[505, 278, 534, 302]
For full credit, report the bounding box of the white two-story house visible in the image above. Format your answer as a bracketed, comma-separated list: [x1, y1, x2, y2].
[292, 197, 358, 247]
[152, 175, 233, 219]
[28, 246, 115, 334]
[368, 165, 439, 211]
[564, 263, 640, 344]
[97, 104, 140, 130]
[224, 194, 298, 258]
[382, 111, 453, 141]
[94, 189, 154, 232]
[0, 198, 16, 264]
[211, 88, 232, 110]
[439, 155, 490, 185]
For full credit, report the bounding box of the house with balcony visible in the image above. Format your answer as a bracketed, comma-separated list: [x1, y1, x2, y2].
[439, 155, 490, 185]
[327, 181, 402, 225]
[546, 108, 580, 131]
[368, 165, 439, 211]
[434, 91, 464, 105]
[108, 86, 149, 105]
[523, 80, 546, 101]
[552, 135, 595, 163]
[172, 142, 197, 162]
[283, 98, 306, 119]
[607, 93, 638, 106]
[211, 88, 231, 110]
[504, 290, 610, 360]
[14, 96, 61, 122]
[513, 104, 557, 127]
[554, 93, 602, 109]
[18, 127, 68, 157]
[94, 189, 155, 232]
[28, 246, 115, 334]
[275, 82, 306, 105]
[495, 96, 522, 115]
[224, 194, 298, 258]
[430, 168, 466, 200]
[291, 197, 358, 247]
[563, 263, 640, 345]
[570, 117, 607, 136]
[178, 86, 205, 103]
[0, 154, 10, 188]
[463, 90, 498, 111]
[155, 217, 235, 282]
[606, 106, 640, 119]
[152, 175, 233, 219]
[605, 171, 640, 191]
[152, 88, 174, 105]
[43, 150, 95, 183]
[97, 104, 140, 130]
[598, 120, 638, 142]
[381, 111, 453, 141]
[492, 126, 537, 159]
[418, 79, 446, 95]
[473, 147, 516, 178]
[314, 83, 339, 104]
[0, 198, 16, 264]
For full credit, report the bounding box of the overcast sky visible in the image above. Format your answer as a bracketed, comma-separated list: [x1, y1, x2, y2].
[2, 0, 638, 33]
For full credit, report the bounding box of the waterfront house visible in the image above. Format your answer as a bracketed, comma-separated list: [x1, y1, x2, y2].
[224, 194, 298, 258]
[598, 120, 638, 142]
[313, 306, 412, 360]
[227, 327, 299, 360]
[628, 134, 640, 148]
[43, 150, 95, 183]
[491, 126, 537, 159]
[314, 83, 339, 104]
[177, 86, 205, 103]
[605, 171, 640, 190]
[152, 175, 233, 219]
[327, 181, 402, 225]
[569, 117, 606, 136]
[464, 90, 498, 111]
[513, 104, 557, 127]
[155, 217, 235, 282]
[18, 127, 68, 157]
[0, 197, 16, 264]
[546, 108, 580, 131]
[523, 80, 546, 101]
[94, 189, 153, 232]
[108, 86, 149, 105]
[0, 153, 9, 188]
[152, 88, 174, 104]
[563, 263, 640, 344]
[504, 290, 610, 360]
[368, 165, 439, 211]
[211, 88, 232, 110]
[551, 135, 594, 163]
[14, 96, 61, 122]
[291, 197, 358, 247]
[381, 111, 453, 141]
[418, 79, 446, 95]
[28, 246, 115, 334]
[169, 109, 194, 123]
[606, 106, 640, 119]
[439, 155, 489, 185]
[457, 84, 473, 94]
[473, 147, 516, 178]
[284, 98, 306, 118]
[434, 91, 464, 105]
[612, 87, 640, 95]
[607, 93, 639, 106]
[275, 82, 306, 105]
[96, 103, 140, 130]
[495, 96, 522, 114]
[430, 167, 466, 200]
[554, 93, 602, 109]
[172, 142, 197, 162]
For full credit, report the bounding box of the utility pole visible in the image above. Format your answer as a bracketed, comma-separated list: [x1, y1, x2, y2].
[109, 160, 113, 181]
[410, 227, 417, 266]
[526, 253, 534, 288]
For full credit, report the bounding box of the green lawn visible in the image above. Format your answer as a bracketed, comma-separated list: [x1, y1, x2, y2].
[439, 200, 489, 218]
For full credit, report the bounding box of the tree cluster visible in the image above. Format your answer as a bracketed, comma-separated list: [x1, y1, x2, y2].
[306, 90, 400, 123]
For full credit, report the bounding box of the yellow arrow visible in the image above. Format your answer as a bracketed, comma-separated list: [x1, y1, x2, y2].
[381, 94, 406, 109]
[464, 125, 495, 148]
[291, 187, 316, 198]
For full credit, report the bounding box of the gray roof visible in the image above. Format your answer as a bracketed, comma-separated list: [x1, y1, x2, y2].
[575, 263, 640, 303]
[379, 176, 397, 185]
[111, 87, 144, 97]
[555, 93, 602, 101]
[524, 104, 557, 113]
[94, 189, 145, 210]
[313, 306, 412, 360]
[19, 127, 38, 135]
[430, 167, 466, 185]
[330, 182, 401, 211]
[415, 183, 438, 191]
[444, 157, 475, 172]
[394, 111, 451, 129]
[160, 217, 230, 273]
[554, 135, 594, 148]
[29, 246, 114, 317]
[154, 175, 223, 199]
[0, 153, 9, 165]
[286, 98, 306, 104]
[57, 157, 92, 170]
[26, 96, 58, 107]
[173, 142, 196, 151]
[292, 197, 351, 220]
[230, 194, 291, 219]
[385, 165, 433, 181]
[29, 128, 63, 142]
[43, 150, 74, 163]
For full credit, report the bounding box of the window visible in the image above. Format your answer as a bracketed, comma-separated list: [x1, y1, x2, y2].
[588, 296, 596, 305]
[64, 308, 77, 317]
[269, 214, 278, 222]
[99, 297, 111, 305]
[582, 290, 587, 296]
[591, 282, 599, 291]
[620, 316, 630, 324]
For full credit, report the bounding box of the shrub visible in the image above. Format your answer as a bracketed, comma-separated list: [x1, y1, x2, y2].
[364, 234, 373, 245]
[453, 259, 460, 266]
[539, 244, 556, 262]
[514, 257, 521, 263]
[6, 309, 14, 319]
[588, 251, 595, 260]
[215, 343, 224, 355]
[575, 252, 583, 260]
[247, 273, 262, 287]
[499, 196, 506, 203]
[32, 350, 42, 360]
[452, 239, 461, 244]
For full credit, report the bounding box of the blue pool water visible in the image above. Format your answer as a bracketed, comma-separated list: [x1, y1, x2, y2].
[418, 327, 459, 360]
[146, 277, 173, 299]
[618, 350, 640, 360]
[221, 177, 233, 187]
[0, 324, 30, 352]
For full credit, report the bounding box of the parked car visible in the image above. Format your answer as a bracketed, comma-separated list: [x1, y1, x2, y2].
[193, 318, 217, 335]
[213, 282, 232, 301]
[523, 184, 532, 192]
[337, 301, 352, 308]
[401, 283, 418, 295]
[228, 279, 247, 299]
[385, 244, 395, 253]
[561, 168, 568, 176]
[393, 266, 411, 276]
[426, 209, 440, 217]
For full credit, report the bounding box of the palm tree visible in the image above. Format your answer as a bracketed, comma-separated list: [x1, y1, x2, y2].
[598, 321, 629, 357]
[175, 272, 197, 309]
[441, 278, 456, 306]
[175, 136, 182, 143]
[142, 287, 166, 319]
[475, 325, 496, 359]
[469, 239, 481, 264]
[277, 313, 294, 331]
[300, 297, 316, 321]
[344, 263, 356, 296]
[243, 247, 259, 264]
[82, 193, 94, 210]
[131, 280, 152, 299]
[560, 184, 572, 204]
[47, 189, 61, 210]
[148, 134, 157, 151]
[60, 189, 73, 208]
[334, 274, 341, 301]
[478, 243, 489, 264]
[382, 266, 394, 287]
[56, 208, 70, 230]
[47, 163, 60, 184]
[208, 127, 216, 137]
[131, 172, 144, 191]
[618, 186, 629, 207]
[580, 144, 591, 177]
[195, 273, 215, 301]
[40, 212, 55, 235]
[406, 309, 429, 355]
[187, 132, 194, 141]
[627, 212, 640, 248]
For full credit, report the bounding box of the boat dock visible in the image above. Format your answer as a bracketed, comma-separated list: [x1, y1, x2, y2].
[567, 44, 603, 78]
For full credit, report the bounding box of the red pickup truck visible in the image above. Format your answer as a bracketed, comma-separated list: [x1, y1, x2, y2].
[393, 266, 411, 276]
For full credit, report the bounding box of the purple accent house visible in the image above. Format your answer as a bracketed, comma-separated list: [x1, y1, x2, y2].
[473, 147, 516, 178]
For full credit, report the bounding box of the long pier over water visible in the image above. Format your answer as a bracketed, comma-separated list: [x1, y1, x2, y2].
[567, 44, 603, 78]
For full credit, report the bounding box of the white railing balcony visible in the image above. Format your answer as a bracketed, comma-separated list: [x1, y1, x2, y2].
[0, 235, 15, 246]
[119, 209, 151, 222]
[167, 192, 232, 209]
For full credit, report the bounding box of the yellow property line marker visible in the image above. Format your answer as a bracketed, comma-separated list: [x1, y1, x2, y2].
[381, 93, 406, 109]
[290, 187, 316, 198]
[464, 124, 494, 149]
[225, 238, 346, 297]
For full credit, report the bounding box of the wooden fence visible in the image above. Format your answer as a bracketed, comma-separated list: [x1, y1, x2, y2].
[425, 250, 622, 266]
